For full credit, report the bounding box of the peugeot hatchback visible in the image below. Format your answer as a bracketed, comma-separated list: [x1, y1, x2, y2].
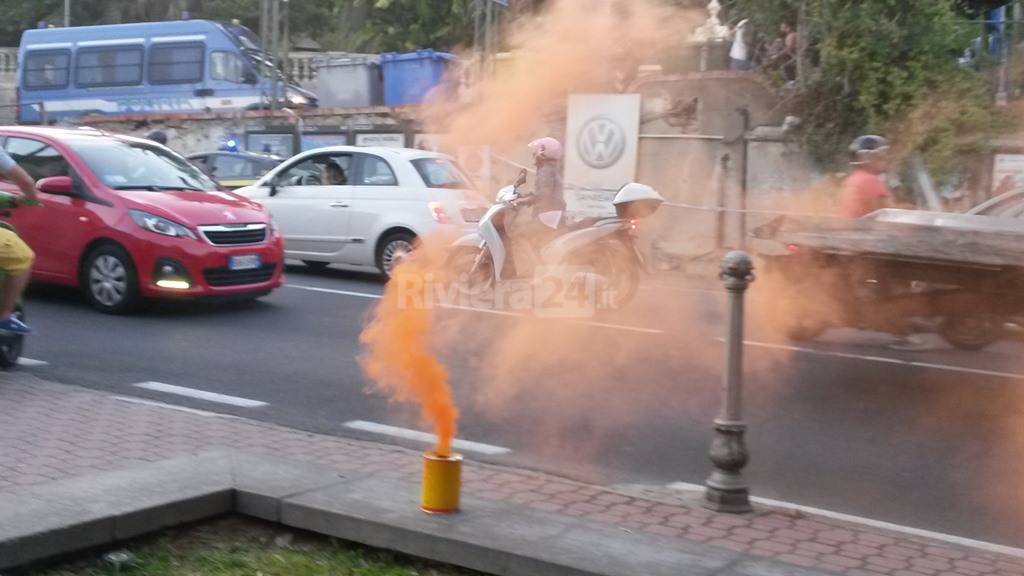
[0, 127, 285, 313]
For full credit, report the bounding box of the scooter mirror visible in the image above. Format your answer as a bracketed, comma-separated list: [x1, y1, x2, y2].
[514, 169, 528, 189]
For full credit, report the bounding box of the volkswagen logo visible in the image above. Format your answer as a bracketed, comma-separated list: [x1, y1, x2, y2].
[577, 116, 627, 170]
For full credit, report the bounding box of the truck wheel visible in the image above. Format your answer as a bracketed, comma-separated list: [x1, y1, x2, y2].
[940, 314, 1001, 351]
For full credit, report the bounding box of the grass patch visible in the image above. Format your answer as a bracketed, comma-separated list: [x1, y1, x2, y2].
[31, 516, 480, 576]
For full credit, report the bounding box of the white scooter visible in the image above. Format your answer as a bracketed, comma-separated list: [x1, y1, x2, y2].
[449, 170, 664, 310]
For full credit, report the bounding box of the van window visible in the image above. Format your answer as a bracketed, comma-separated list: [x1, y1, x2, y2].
[23, 51, 71, 89]
[5, 137, 70, 181]
[149, 43, 204, 85]
[210, 51, 246, 83]
[76, 46, 144, 87]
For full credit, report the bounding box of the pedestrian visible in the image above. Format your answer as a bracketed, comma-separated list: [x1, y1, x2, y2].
[0, 148, 39, 334]
[729, 18, 752, 71]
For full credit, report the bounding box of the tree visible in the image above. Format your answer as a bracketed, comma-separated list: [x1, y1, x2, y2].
[730, 0, 1008, 176]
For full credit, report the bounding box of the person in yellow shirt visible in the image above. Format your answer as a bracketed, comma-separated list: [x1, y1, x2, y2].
[0, 148, 38, 334]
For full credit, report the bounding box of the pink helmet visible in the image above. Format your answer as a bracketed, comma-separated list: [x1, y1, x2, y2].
[528, 137, 564, 162]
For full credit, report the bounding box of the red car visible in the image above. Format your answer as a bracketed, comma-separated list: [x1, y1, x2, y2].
[0, 127, 284, 313]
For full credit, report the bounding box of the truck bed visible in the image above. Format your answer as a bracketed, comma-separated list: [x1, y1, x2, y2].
[752, 209, 1024, 270]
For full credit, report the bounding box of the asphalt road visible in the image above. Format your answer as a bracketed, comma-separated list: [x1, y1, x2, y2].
[13, 264, 1024, 547]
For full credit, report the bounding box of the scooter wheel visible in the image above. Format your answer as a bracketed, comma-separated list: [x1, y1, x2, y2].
[0, 307, 26, 369]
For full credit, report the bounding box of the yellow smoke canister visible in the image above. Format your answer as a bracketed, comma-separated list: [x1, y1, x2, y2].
[421, 451, 462, 513]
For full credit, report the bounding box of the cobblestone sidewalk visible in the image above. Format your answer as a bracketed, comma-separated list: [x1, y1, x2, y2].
[2, 372, 1023, 576]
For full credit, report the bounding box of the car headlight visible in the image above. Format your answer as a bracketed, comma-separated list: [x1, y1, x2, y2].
[129, 210, 197, 239]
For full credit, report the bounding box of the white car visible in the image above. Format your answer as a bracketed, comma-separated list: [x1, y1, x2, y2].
[236, 146, 486, 276]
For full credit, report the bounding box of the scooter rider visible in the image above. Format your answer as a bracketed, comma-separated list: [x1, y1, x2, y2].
[0, 148, 38, 334]
[526, 137, 567, 229]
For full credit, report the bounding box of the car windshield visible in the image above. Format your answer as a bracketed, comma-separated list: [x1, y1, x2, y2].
[412, 157, 473, 190]
[68, 139, 218, 192]
[971, 192, 1024, 218]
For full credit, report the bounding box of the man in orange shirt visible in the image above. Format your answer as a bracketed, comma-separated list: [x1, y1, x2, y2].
[840, 135, 892, 218]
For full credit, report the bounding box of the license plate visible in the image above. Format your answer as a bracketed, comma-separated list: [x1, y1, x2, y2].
[228, 254, 261, 271]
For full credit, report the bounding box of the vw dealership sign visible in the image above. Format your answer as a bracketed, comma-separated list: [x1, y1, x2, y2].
[564, 94, 641, 216]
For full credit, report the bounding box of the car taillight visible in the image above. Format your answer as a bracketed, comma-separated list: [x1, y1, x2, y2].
[786, 244, 800, 254]
[429, 201, 450, 224]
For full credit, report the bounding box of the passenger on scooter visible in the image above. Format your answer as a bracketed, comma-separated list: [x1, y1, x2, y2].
[0, 148, 38, 334]
[839, 135, 892, 218]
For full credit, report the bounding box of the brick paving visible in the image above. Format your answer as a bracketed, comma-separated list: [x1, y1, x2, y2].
[3, 372, 1024, 576]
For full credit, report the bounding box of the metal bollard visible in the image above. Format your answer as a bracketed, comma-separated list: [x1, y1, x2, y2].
[705, 250, 754, 513]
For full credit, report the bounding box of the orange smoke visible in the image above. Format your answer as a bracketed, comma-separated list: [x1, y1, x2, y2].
[359, 255, 457, 456]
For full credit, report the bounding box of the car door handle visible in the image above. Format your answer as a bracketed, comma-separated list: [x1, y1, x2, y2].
[194, 88, 215, 97]
[330, 202, 350, 208]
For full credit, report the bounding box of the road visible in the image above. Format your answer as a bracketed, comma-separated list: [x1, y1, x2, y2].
[14, 264, 1024, 547]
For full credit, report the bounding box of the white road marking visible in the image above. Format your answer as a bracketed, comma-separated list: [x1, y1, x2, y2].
[727, 338, 1024, 380]
[666, 481, 1024, 559]
[286, 283, 664, 334]
[16, 357, 48, 367]
[132, 382, 268, 408]
[287, 284, 383, 299]
[344, 420, 512, 456]
[111, 396, 239, 418]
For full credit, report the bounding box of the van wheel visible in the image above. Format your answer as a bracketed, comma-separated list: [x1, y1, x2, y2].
[377, 232, 417, 279]
[83, 244, 141, 314]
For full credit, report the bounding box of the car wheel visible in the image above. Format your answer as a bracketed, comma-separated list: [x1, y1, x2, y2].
[377, 232, 416, 278]
[83, 244, 141, 314]
[0, 306, 26, 369]
[302, 260, 331, 271]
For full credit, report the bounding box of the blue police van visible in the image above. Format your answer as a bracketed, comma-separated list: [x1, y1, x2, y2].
[17, 20, 316, 123]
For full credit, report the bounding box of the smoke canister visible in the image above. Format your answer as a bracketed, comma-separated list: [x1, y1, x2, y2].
[421, 451, 462, 513]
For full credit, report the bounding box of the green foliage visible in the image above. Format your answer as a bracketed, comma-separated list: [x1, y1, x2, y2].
[729, 0, 1008, 174]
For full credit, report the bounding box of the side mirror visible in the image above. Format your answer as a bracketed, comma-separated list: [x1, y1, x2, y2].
[268, 178, 279, 197]
[243, 69, 259, 84]
[514, 169, 528, 189]
[37, 176, 74, 196]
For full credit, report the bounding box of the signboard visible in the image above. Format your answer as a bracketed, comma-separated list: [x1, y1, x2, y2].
[563, 94, 641, 217]
[355, 133, 406, 148]
[301, 133, 348, 151]
[992, 153, 1024, 194]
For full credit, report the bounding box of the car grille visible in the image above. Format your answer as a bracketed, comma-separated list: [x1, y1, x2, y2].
[199, 224, 267, 246]
[203, 263, 277, 287]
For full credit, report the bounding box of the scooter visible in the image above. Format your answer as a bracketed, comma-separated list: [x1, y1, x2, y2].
[449, 170, 664, 310]
[0, 192, 27, 368]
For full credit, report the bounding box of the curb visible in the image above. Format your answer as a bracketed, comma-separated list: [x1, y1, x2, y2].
[0, 451, 834, 576]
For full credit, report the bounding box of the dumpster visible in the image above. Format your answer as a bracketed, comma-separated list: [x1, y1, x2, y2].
[314, 55, 383, 108]
[380, 49, 455, 106]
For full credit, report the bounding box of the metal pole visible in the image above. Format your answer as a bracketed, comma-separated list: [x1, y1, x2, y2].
[64, 0, 70, 27]
[715, 153, 729, 251]
[705, 251, 754, 514]
[282, 0, 291, 102]
[737, 108, 750, 249]
[485, 0, 494, 74]
[270, 0, 281, 109]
